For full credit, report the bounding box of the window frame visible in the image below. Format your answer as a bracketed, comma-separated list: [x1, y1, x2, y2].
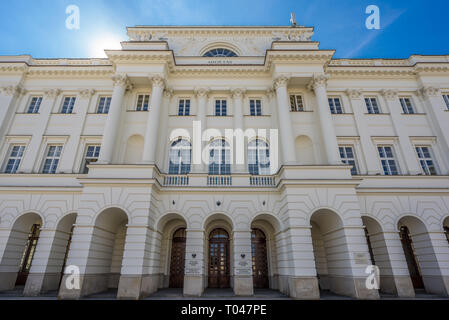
[178, 99, 191, 116]
[41, 145, 63, 174]
[60, 96, 77, 114]
[3, 144, 26, 174]
[96, 96, 112, 114]
[215, 99, 227, 116]
[27, 96, 43, 114]
[290, 95, 305, 112]
[328, 97, 344, 114]
[442, 94, 449, 110]
[136, 94, 151, 112]
[377, 145, 400, 176]
[168, 139, 192, 175]
[365, 97, 381, 114]
[81, 145, 101, 174]
[249, 99, 262, 116]
[399, 97, 416, 114]
[338, 145, 359, 175]
[415, 145, 438, 176]
[208, 139, 231, 175]
[248, 139, 270, 175]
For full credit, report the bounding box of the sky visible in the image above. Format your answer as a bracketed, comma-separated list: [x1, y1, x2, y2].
[0, 0, 448, 59]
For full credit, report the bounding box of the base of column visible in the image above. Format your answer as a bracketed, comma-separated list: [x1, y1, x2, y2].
[423, 275, 449, 296]
[380, 275, 415, 298]
[58, 274, 108, 300]
[117, 274, 160, 300]
[328, 276, 379, 299]
[23, 272, 61, 296]
[287, 276, 320, 300]
[183, 275, 204, 297]
[233, 276, 254, 296]
[0, 272, 18, 291]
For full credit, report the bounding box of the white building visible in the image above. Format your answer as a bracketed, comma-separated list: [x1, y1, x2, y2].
[0, 23, 448, 300]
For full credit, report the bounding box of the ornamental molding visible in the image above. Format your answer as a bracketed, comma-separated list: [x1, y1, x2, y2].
[273, 75, 290, 90]
[418, 86, 441, 98]
[164, 88, 174, 99]
[381, 89, 398, 100]
[307, 74, 330, 91]
[1, 84, 25, 96]
[150, 75, 166, 89]
[79, 89, 96, 99]
[265, 88, 275, 100]
[0, 65, 28, 74]
[346, 89, 363, 100]
[194, 87, 211, 98]
[26, 68, 113, 78]
[44, 89, 61, 99]
[327, 67, 416, 77]
[111, 74, 132, 90]
[231, 88, 246, 99]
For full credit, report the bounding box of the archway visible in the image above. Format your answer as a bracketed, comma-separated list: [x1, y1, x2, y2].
[0, 212, 42, 291]
[124, 135, 144, 164]
[295, 135, 315, 165]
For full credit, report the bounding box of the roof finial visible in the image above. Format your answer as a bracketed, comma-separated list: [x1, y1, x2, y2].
[290, 12, 297, 27]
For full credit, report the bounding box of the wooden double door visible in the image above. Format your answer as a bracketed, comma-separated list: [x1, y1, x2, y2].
[169, 228, 186, 288]
[208, 229, 230, 288]
[400, 226, 424, 289]
[251, 229, 269, 289]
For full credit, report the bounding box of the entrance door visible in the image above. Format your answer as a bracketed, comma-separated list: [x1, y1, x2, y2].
[208, 229, 230, 288]
[169, 228, 187, 288]
[16, 224, 41, 286]
[251, 229, 269, 288]
[400, 226, 424, 289]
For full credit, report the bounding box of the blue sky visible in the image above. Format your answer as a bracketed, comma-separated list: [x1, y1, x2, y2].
[1, 0, 448, 59]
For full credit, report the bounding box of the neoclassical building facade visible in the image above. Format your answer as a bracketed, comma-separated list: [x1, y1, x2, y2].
[0, 24, 448, 300]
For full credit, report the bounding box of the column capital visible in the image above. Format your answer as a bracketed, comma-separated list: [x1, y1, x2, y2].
[1, 84, 25, 96]
[164, 87, 174, 99]
[417, 86, 441, 98]
[307, 74, 330, 91]
[381, 89, 398, 100]
[273, 75, 290, 90]
[194, 87, 210, 98]
[111, 74, 132, 90]
[150, 75, 166, 89]
[266, 88, 275, 100]
[79, 89, 96, 99]
[346, 89, 363, 100]
[231, 88, 246, 99]
[44, 88, 61, 99]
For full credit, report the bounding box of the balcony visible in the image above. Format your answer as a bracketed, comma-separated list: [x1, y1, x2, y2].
[249, 175, 276, 186]
[164, 175, 189, 186]
[207, 175, 232, 186]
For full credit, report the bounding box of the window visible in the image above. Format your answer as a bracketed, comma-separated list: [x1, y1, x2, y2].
[339, 146, 358, 175]
[215, 100, 227, 116]
[168, 139, 191, 174]
[4, 145, 25, 174]
[399, 97, 415, 114]
[97, 97, 112, 114]
[378, 146, 399, 175]
[42, 145, 63, 174]
[27, 97, 43, 114]
[209, 139, 231, 175]
[136, 94, 150, 111]
[248, 139, 270, 175]
[443, 94, 449, 110]
[61, 96, 76, 114]
[290, 95, 304, 112]
[415, 146, 437, 175]
[329, 97, 343, 114]
[178, 99, 191, 116]
[250, 99, 262, 116]
[82, 145, 101, 174]
[365, 97, 380, 114]
[203, 48, 237, 57]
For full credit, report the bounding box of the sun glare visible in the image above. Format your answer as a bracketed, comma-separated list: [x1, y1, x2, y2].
[88, 34, 123, 58]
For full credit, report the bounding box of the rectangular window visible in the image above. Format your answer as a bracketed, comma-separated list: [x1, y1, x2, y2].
[442, 94, 449, 110]
[250, 99, 262, 116]
[136, 94, 150, 111]
[97, 97, 112, 114]
[290, 95, 304, 112]
[215, 100, 227, 116]
[339, 146, 358, 175]
[82, 145, 101, 174]
[27, 97, 43, 114]
[61, 96, 76, 114]
[329, 97, 343, 114]
[365, 97, 380, 114]
[399, 97, 415, 114]
[178, 99, 191, 116]
[416, 146, 437, 175]
[42, 145, 63, 174]
[378, 146, 399, 176]
[4, 145, 25, 174]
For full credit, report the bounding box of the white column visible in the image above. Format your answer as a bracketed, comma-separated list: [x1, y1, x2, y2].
[156, 89, 173, 170]
[194, 88, 210, 172]
[142, 76, 165, 163]
[309, 75, 341, 165]
[273, 76, 296, 164]
[381, 89, 422, 175]
[346, 89, 382, 174]
[232, 230, 253, 296]
[232, 89, 246, 173]
[98, 75, 130, 164]
[0, 84, 25, 143]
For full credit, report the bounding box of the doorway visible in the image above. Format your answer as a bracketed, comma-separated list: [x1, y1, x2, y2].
[251, 228, 269, 289]
[169, 228, 186, 288]
[16, 224, 41, 286]
[399, 226, 424, 289]
[208, 229, 230, 288]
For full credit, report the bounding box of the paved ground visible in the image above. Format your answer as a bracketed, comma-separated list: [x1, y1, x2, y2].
[0, 287, 448, 300]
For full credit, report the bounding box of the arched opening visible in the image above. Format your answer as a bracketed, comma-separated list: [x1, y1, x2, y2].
[295, 135, 315, 165]
[248, 139, 270, 176]
[124, 135, 144, 164]
[169, 228, 187, 288]
[0, 212, 42, 291]
[208, 139, 231, 175]
[208, 228, 230, 288]
[168, 139, 191, 174]
[251, 229, 269, 288]
[56, 213, 77, 288]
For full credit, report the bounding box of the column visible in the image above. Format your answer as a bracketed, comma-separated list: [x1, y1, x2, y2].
[232, 89, 246, 173]
[232, 230, 253, 296]
[193, 88, 209, 172]
[156, 89, 173, 170]
[273, 76, 296, 164]
[0, 84, 25, 143]
[59, 89, 95, 173]
[20, 89, 61, 173]
[308, 74, 341, 165]
[142, 76, 165, 163]
[381, 89, 422, 175]
[183, 229, 205, 297]
[117, 225, 161, 299]
[98, 74, 130, 164]
[346, 89, 383, 174]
